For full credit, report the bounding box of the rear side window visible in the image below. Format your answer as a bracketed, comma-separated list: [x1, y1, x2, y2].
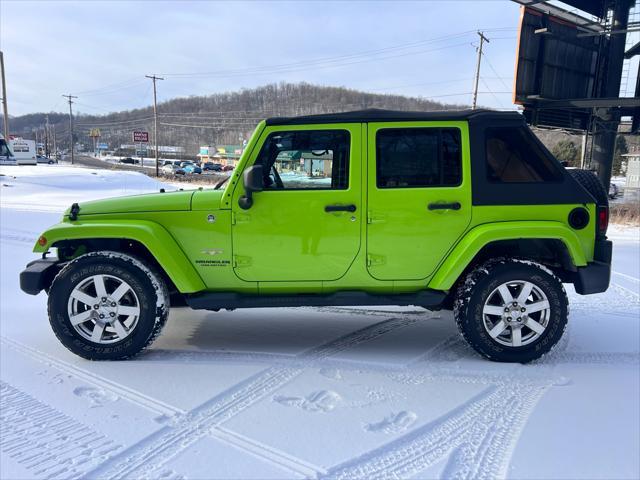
[485, 127, 563, 183]
[376, 128, 462, 188]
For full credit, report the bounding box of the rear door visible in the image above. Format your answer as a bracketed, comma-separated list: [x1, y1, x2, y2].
[366, 122, 472, 280]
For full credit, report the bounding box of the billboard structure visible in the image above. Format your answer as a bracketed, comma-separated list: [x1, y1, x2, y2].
[513, 5, 605, 130]
[511, 0, 640, 188]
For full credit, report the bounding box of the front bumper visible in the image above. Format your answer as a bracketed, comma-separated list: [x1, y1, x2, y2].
[574, 239, 612, 295]
[19, 257, 63, 295]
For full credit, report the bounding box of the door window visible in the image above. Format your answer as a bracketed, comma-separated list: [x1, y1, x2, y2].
[255, 130, 350, 190]
[376, 128, 462, 188]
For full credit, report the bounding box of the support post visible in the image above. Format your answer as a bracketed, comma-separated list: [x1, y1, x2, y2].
[591, 0, 632, 189]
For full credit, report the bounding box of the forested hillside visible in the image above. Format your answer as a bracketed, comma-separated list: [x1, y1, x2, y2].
[3, 83, 467, 155]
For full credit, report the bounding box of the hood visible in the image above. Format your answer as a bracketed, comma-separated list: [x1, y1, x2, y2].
[66, 190, 196, 217]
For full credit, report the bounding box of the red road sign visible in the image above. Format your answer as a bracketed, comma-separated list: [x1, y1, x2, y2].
[133, 131, 149, 143]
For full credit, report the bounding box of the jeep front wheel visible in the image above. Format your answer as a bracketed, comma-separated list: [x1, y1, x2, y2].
[454, 259, 568, 363]
[48, 251, 169, 360]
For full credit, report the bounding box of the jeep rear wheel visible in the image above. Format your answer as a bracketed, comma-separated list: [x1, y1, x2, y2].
[454, 259, 568, 363]
[48, 251, 169, 360]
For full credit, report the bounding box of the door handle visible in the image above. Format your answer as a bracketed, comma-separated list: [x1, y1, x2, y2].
[428, 202, 461, 211]
[325, 204, 357, 213]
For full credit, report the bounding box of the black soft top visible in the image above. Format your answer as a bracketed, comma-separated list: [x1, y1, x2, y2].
[265, 108, 524, 126]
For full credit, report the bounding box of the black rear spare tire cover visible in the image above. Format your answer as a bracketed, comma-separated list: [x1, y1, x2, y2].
[568, 169, 608, 207]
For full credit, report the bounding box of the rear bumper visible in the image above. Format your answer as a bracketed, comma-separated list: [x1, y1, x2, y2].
[574, 239, 612, 295]
[19, 257, 62, 295]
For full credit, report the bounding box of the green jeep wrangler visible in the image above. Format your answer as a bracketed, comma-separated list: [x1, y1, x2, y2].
[20, 109, 612, 363]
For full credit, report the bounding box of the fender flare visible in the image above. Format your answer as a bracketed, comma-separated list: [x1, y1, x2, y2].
[33, 220, 206, 293]
[428, 221, 588, 291]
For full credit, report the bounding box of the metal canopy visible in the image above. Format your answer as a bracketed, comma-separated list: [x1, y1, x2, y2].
[511, 1, 605, 31]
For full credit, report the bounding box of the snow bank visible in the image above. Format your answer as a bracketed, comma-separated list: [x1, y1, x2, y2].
[0, 165, 169, 212]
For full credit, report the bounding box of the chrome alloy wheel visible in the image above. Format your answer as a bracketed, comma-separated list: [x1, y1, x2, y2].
[67, 274, 141, 344]
[482, 280, 551, 348]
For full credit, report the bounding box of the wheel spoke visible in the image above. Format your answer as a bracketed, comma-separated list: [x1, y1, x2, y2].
[71, 290, 98, 307]
[526, 318, 546, 334]
[483, 305, 505, 316]
[91, 323, 106, 342]
[118, 305, 140, 317]
[488, 320, 508, 338]
[497, 285, 514, 304]
[69, 309, 93, 326]
[112, 320, 128, 339]
[511, 327, 522, 347]
[516, 282, 534, 304]
[92, 275, 108, 298]
[526, 300, 550, 314]
[111, 282, 131, 302]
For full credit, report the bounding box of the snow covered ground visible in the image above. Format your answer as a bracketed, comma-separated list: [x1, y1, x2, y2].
[1, 165, 639, 480]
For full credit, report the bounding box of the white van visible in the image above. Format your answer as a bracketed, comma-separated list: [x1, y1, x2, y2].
[9, 138, 37, 165]
[0, 135, 16, 165]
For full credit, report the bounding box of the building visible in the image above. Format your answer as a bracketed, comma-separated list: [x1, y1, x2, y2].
[216, 145, 244, 166]
[623, 153, 640, 202]
[197, 145, 221, 163]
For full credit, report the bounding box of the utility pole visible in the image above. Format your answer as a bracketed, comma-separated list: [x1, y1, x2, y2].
[53, 124, 57, 157]
[62, 94, 77, 165]
[471, 31, 490, 110]
[45, 115, 50, 157]
[590, 0, 633, 189]
[145, 74, 164, 176]
[0, 51, 9, 139]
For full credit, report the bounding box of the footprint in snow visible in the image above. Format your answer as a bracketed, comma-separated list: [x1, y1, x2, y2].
[319, 368, 343, 380]
[273, 390, 342, 413]
[364, 410, 417, 434]
[73, 386, 119, 407]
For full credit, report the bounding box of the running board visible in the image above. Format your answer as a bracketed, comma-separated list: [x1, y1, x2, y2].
[185, 290, 446, 311]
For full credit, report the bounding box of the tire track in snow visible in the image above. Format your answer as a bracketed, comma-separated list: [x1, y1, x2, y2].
[611, 282, 640, 302]
[85, 317, 418, 480]
[1, 336, 186, 417]
[0, 230, 37, 245]
[612, 270, 640, 283]
[0, 381, 123, 480]
[322, 382, 548, 480]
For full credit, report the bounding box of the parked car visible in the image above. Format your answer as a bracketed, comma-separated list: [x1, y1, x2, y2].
[203, 162, 223, 171]
[37, 155, 56, 165]
[119, 157, 139, 165]
[181, 162, 202, 174]
[161, 164, 178, 174]
[20, 109, 611, 363]
[222, 164, 235, 172]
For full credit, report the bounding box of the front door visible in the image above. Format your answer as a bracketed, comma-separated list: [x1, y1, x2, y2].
[232, 125, 362, 282]
[366, 122, 472, 281]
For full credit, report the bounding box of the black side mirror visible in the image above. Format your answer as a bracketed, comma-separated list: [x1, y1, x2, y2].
[238, 165, 264, 210]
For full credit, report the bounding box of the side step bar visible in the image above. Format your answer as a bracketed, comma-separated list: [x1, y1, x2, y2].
[185, 290, 446, 311]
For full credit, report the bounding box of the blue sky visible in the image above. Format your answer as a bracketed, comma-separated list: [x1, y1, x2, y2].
[1, 1, 527, 116]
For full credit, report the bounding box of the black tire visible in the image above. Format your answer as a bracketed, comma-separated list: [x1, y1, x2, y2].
[568, 169, 608, 207]
[48, 251, 169, 360]
[454, 258, 568, 363]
